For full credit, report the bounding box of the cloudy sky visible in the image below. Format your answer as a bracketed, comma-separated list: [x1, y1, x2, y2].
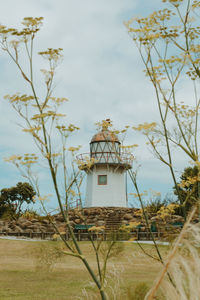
[0, 0, 193, 210]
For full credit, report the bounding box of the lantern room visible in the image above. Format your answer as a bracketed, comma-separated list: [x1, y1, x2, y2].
[90, 127, 120, 164]
[77, 120, 133, 207]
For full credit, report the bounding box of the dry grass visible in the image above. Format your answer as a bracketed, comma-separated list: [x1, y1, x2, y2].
[0, 239, 169, 299]
[145, 222, 200, 300]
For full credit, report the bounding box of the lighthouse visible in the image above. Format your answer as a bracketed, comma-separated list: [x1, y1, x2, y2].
[77, 120, 133, 207]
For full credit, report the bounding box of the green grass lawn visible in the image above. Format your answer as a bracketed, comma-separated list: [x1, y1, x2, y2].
[0, 239, 169, 299]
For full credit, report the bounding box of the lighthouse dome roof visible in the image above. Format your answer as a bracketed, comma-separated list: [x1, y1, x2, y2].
[91, 129, 119, 143]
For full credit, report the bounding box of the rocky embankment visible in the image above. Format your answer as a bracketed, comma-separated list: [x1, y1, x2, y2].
[0, 207, 140, 234]
[0, 207, 185, 234]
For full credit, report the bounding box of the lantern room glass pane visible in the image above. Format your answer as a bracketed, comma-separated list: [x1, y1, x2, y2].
[98, 175, 107, 185]
[90, 141, 120, 164]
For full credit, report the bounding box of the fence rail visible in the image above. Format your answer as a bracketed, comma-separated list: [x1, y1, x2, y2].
[0, 230, 179, 241]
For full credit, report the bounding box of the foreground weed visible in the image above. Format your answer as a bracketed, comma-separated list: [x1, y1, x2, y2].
[32, 243, 64, 272]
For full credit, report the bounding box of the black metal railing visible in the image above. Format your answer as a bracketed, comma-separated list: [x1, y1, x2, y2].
[76, 152, 134, 167]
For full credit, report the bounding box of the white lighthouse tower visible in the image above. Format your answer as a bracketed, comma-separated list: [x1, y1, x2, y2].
[77, 120, 133, 207]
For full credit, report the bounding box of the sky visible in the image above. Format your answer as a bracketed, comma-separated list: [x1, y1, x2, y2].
[0, 0, 194, 211]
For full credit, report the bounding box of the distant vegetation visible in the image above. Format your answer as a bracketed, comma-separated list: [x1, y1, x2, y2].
[0, 182, 36, 219]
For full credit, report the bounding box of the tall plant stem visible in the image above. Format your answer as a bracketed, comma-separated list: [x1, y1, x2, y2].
[128, 170, 176, 287]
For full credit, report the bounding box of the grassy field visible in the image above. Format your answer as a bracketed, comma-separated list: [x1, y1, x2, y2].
[0, 239, 169, 299]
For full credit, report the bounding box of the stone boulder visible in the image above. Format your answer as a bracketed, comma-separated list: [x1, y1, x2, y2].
[74, 219, 81, 224]
[55, 215, 64, 222]
[31, 218, 39, 223]
[96, 220, 105, 226]
[14, 225, 23, 233]
[0, 220, 5, 226]
[20, 220, 33, 229]
[41, 219, 49, 225]
[123, 213, 133, 221]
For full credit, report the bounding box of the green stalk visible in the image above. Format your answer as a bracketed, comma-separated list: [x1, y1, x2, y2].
[128, 170, 176, 288]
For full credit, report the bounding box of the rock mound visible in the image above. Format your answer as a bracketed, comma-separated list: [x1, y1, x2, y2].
[0, 207, 140, 234]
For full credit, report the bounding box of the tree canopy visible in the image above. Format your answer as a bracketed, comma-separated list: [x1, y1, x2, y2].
[0, 182, 36, 218]
[174, 166, 199, 214]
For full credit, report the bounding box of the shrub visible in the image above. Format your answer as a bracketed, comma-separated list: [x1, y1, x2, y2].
[32, 242, 64, 272]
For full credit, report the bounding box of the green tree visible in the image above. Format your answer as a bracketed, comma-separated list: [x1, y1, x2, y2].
[174, 166, 199, 214]
[0, 182, 36, 218]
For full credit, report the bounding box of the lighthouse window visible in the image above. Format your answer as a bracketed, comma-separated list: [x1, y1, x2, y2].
[98, 175, 107, 185]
